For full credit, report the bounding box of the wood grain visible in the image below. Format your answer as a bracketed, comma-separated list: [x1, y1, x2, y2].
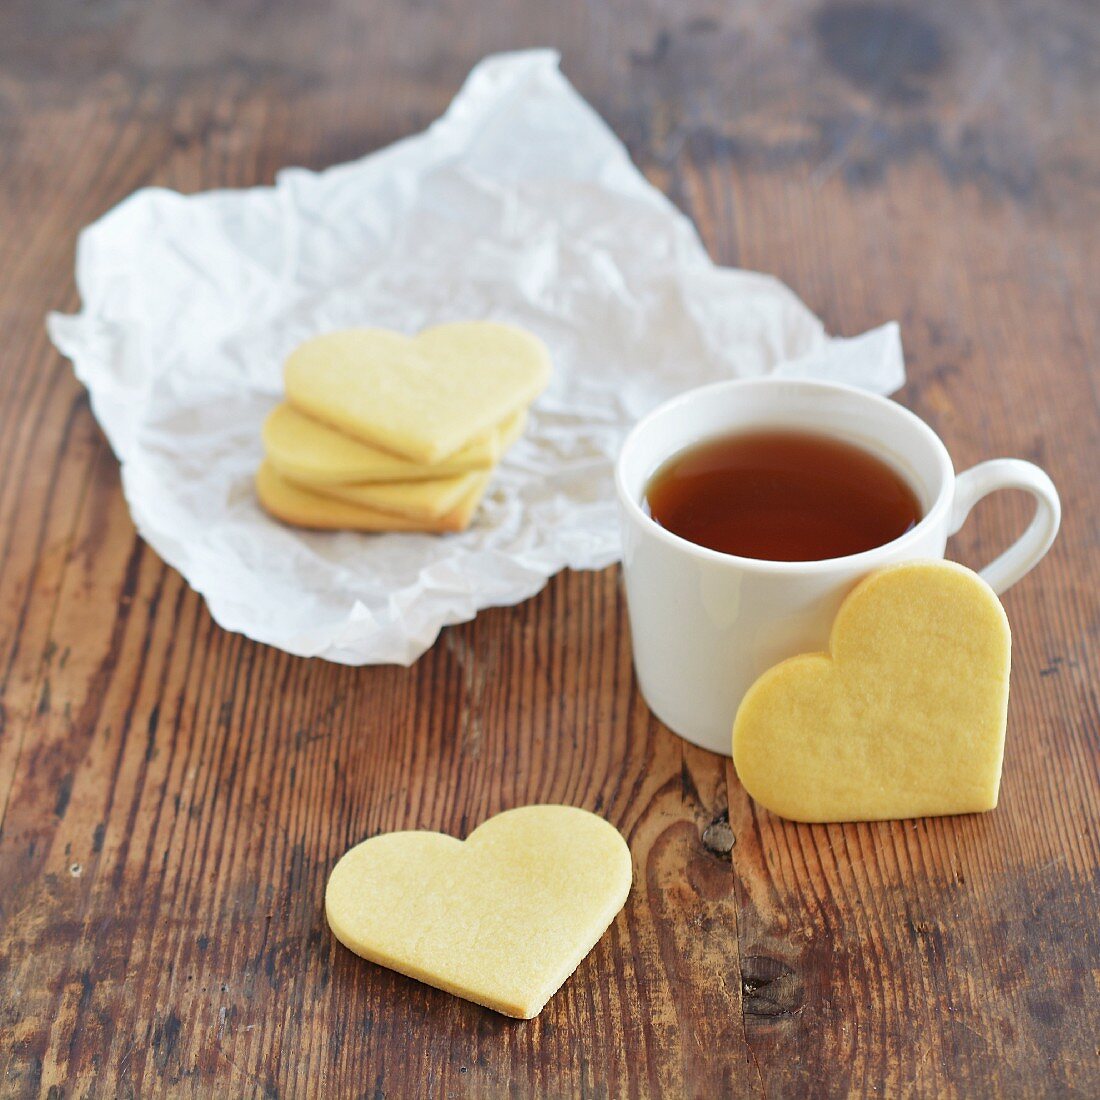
[1, 1, 1098, 1096]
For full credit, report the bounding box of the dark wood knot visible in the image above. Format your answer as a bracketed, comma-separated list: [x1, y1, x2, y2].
[701, 810, 735, 858]
[740, 955, 803, 1018]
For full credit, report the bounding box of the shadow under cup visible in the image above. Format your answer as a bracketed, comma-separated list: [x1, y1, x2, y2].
[615, 378, 956, 756]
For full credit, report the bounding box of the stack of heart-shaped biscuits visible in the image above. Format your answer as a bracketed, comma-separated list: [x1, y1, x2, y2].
[257, 322, 551, 533]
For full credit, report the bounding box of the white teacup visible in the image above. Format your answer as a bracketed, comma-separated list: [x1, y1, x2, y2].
[615, 378, 1061, 756]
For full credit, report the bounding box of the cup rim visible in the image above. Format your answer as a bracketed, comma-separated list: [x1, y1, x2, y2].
[615, 376, 955, 574]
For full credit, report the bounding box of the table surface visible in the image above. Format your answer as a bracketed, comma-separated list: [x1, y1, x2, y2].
[2, 1, 1097, 1097]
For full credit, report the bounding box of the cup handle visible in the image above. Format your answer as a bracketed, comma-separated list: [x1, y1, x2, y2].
[949, 459, 1061, 594]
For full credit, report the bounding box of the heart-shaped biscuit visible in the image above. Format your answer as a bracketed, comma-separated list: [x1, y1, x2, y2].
[255, 461, 484, 532]
[312, 469, 492, 522]
[732, 561, 1011, 823]
[284, 322, 550, 464]
[262, 404, 526, 485]
[325, 806, 632, 1018]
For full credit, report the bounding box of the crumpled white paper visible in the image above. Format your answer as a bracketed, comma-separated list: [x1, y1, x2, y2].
[48, 50, 904, 665]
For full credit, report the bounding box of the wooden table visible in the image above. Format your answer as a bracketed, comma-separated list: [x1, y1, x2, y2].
[2, 2, 1097, 1096]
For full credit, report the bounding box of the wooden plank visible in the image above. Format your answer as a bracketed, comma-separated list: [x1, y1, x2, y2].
[0, 1, 1097, 1097]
